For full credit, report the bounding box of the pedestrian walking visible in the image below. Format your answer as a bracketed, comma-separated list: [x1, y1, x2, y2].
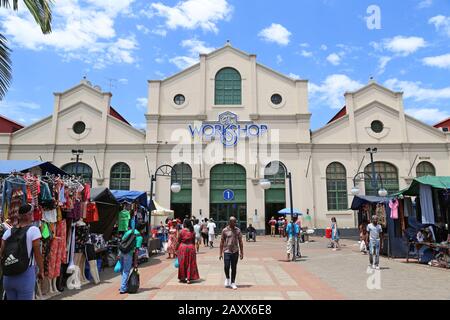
[219, 217, 244, 290]
[193, 219, 201, 253]
[0, 218, 12, 299]
[118, 223, 144, 294]
[331, 217, 340, 251]
[0, 204, 45, 300]
[359, 220, 369, 254]
[277, 217, 284, 238]
[268, 217, 277, 237]
[367, 216, 383, 270]
[207, 218, 216, 248]
[294, 215, 302, 257]
[201, 219, 209, 247]
[167, 219, 178, 259]
[176, 220, 200, 284]
[286, 217, 300, 261]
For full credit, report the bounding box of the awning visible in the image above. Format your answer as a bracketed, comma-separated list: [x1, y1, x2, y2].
[89, 187, 120, 241]
[0, 160, 67, 176]
[110, 190, 148, 208]
[393, 176, 450, 197]
[351, 195, 390, 210]
[151, 200, 174, 216]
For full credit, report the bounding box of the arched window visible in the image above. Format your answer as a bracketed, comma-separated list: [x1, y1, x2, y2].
[61, 163, 93, 185]
[416, 161, 436, 177]
[264, 161, 286, 204]
[364, 162, 399, 196]
[171, 163, 192, 205]
[215, 67, 242, 105]
[110, 162, 131, 190]
[326, 162, 348, 211]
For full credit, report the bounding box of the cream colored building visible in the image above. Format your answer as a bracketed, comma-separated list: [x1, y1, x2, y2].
[1, 43, 449, 232]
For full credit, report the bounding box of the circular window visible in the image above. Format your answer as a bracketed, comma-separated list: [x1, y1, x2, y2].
[271, 94, 283, 105]
[73, 121, 86, 134]
[174, 94, 186, 106]
[371, 120, 384, 133]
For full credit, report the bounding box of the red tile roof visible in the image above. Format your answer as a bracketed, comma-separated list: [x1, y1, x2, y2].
[433, 117, 450, 130]
[327, 106, 347, 124]
[109, 106, 131, 126]
[0, 115, 24, 133]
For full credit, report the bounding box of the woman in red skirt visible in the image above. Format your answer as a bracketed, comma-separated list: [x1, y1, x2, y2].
[176, 220, 200, 284]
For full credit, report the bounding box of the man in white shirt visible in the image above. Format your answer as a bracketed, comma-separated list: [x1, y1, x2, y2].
[207, 219, 217, 248]
[367, 215, 383, 270]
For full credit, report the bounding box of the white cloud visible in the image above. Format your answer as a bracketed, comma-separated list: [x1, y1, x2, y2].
[136, 24, 150, 34]
[0, 0, 138, 69]
[299, 43, 309, 48]
[170, 39, 215, 69]
[377, 56, 393, 75]
[151, 28, 167, 37]
[384, 78, 450, 101]
[326, 53, 341, 66]
[405, 108, 448, 123]
[383, 36, 427, 56]
[155, 57, 165, 64]
[276, 54, 283, 64]
[118, 78, 129, 84]
[423, 53, 450, 69]
[418, 0, 433, 9]
[309, 74, 363, 109]
[289, 73, 300, 80]
[258, 23, 291, 46]
[300, 50, 313, 58]
[149, 0, 233, 34]
[320, 44, 328, 51]
[429, 15, 450, 37]
[136, 97, 148, 110]
[0, 100, 41, 124]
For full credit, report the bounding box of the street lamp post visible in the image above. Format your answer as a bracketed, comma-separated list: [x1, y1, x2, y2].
[71, 149, 84, 177]
[366, 147, 378, 189]
[149, 164, 181, 221]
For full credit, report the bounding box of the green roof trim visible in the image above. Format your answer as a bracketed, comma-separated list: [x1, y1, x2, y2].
[390, 176, 450, 197]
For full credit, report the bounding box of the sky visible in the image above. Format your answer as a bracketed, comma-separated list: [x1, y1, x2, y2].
[0, 0, 449, 130]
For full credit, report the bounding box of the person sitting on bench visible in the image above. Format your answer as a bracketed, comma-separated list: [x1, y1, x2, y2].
[246, 224, 256, 241]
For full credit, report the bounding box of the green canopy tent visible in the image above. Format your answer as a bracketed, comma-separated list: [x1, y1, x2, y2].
[391, 176, 450, 197]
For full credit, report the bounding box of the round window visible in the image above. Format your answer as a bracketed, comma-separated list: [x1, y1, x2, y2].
[271, 94, 283, 105]
[371, 120, 384, 133]
[73, 121, 86, 135]
[174, 94, 186, 106]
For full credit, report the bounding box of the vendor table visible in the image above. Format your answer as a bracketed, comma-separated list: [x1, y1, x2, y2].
[406, 241, 450, 268]
[148, 238, 161, 255]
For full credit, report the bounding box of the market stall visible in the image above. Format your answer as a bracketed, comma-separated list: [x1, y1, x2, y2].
[89, 187, 120, 241]
[0, 160, 67, 176]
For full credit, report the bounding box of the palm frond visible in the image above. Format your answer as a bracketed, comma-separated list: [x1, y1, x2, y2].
[23, 0, 53, 34]
[0, 34, 12, 101]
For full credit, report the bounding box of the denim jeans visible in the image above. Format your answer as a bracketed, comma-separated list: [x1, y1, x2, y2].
[3, 266, 36, 300]
[224, 252, 239, 283]
[369, 239, 380, 266]
[120, 253, 133, 293]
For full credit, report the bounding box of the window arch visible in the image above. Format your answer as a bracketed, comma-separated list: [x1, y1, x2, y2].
[110, 162, 131, 190]
[364, 162, 399, 196]
[264, 161, 287, 204]
[171, 163, 192, 204]
[326, 162, 348, 211]
[215, 67, 242, 105]
[61, 163, 93, 185]
[416, 161, 436, 177]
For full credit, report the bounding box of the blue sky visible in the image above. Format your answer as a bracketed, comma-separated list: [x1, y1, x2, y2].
[0, 0, 449, 130]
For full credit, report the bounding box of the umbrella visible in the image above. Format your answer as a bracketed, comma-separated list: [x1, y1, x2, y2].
[278, 208, 303, 215]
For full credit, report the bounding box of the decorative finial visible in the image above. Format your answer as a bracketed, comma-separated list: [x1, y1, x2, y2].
[225, 40, 231, 46]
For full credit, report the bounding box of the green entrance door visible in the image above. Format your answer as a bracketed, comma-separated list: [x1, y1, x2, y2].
[210, 164, 247, 231]
[171, 163, 192, 219]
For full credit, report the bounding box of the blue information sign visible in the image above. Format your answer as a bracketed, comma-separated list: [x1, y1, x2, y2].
[223, 189, 235, 201]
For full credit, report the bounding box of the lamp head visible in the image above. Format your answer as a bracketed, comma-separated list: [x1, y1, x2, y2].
[260, 179, 271, 190]
[351, 187, 360, 196]
[171, 183, 181, 193]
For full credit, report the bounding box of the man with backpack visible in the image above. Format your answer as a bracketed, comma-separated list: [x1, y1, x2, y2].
[118, 222, 144, 294]
[0, 204, 44, 300]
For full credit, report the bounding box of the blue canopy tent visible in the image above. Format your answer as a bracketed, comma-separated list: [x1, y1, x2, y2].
[110, 190, 148, 208]
[0, 160, 67, 176]
[278, 208, 303, 216]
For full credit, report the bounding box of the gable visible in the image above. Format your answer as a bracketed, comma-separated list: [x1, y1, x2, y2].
[312, 115, 351, 144]
[406, 115, 447, 143]
[348, 82, 401, 113]
[11, 117, 53, 145]
[106, 115, 145, 144]
[57, 83, 109, 114]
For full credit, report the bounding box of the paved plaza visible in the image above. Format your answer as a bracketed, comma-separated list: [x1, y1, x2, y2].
[50, 236, 450, 300]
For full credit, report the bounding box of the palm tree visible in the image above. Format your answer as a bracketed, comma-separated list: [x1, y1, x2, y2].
[0, 0, 53, 100]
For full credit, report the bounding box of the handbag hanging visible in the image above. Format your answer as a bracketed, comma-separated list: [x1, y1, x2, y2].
[127, 268, 140, 294]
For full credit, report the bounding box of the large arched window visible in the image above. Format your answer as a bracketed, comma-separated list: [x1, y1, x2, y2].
[364, 162, 399, 196]
[110, 162, 131, 190]
[326, 162, 348, 211]
[61, 163, 93, 185]
[215, 67, 242, 105]
[416, 161, 436, 177]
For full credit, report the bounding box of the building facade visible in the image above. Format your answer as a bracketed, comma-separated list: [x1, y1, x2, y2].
[1, 44, 449, 232]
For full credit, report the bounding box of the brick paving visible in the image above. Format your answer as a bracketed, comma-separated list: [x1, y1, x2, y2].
[49, 236, 450, 300]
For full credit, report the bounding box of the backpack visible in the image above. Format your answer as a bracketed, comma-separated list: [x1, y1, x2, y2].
[119, 231, 137, 254]
[1, 226, 33, 276]
[127, 268, 140, 294]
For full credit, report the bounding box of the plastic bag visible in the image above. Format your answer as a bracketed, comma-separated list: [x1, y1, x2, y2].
[173, 257, 179, 268]
[127, 268, 140, 294]
[114, 259, 122, 273]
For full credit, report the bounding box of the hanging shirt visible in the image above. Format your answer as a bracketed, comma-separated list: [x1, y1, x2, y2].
[419, 184, 435, 225]
[389, 199, 399, 219]
[118, 210, 131, 232]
